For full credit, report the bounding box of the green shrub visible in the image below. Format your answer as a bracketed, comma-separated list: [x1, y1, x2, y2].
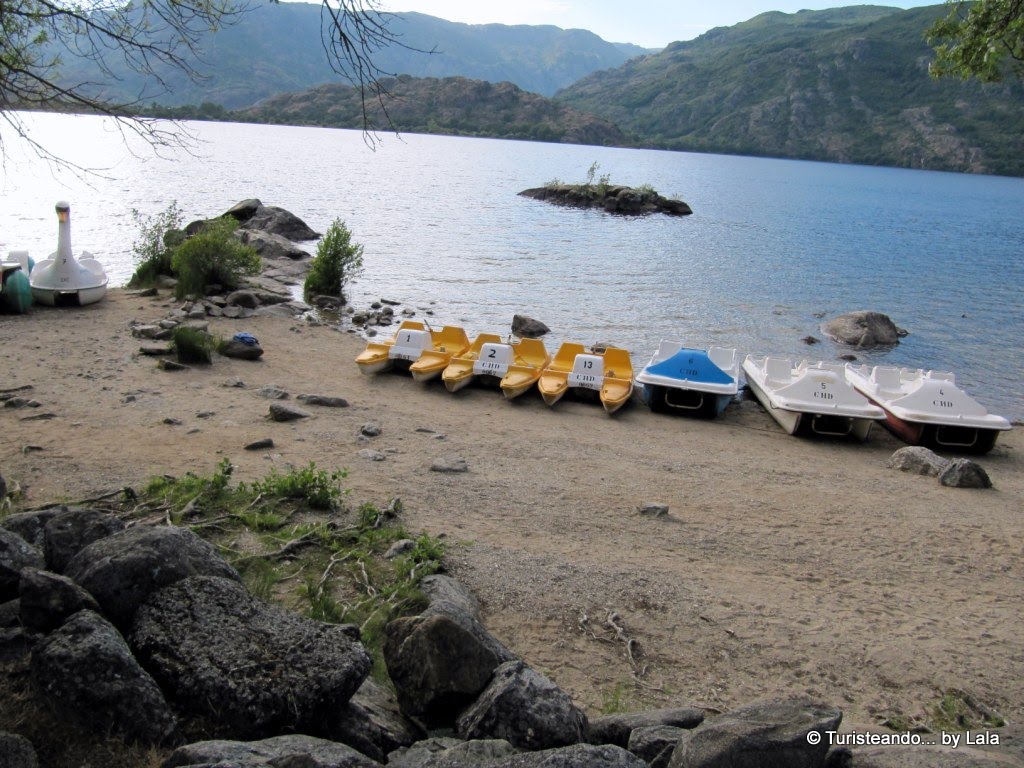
[304, 218, 364, 301]
[127, 202, 184, 288]
[170, 217, 261, 299]
[172, 326, 216, 365]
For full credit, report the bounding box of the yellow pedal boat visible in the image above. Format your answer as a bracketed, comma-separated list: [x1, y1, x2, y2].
[537, 343, 634, 414]
[442, 335, 551, 398]
[355, 321, 470, 380]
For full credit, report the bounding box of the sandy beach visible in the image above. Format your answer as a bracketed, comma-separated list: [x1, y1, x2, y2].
[2, 287, 1022, 742]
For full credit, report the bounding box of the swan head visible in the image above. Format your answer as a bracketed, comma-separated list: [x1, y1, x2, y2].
[56, 200, 70, 223]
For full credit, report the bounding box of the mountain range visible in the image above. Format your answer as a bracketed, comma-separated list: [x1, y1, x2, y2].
[557, 5, 1024, 175]
[55, 3, 1024, 176]
[59, 3, 649, 108]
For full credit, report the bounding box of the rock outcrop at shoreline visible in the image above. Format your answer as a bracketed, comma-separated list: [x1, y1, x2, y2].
[519, 184, 693, 216]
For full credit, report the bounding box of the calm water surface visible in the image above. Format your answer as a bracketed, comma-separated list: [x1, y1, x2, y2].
[2, 113, 1022, 419]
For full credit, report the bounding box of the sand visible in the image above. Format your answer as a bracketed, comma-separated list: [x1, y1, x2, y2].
[2, 288, 1022, 738]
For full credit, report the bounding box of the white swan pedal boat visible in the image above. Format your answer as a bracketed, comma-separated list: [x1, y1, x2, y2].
[845, 365, 1010, 454]
[742, 356, 884, 440]
[30, 201, 108, 307]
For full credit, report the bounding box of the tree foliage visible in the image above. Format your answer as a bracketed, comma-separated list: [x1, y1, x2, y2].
[929, 0, 1024, 81]
[0, 0, 409, 165]
[304, 218, 363, 302]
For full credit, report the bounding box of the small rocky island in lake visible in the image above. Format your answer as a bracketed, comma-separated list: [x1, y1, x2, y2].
[519, 182, 692, 217]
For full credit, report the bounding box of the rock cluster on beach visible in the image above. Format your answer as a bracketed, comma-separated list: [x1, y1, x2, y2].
[0, 505, 866, 767]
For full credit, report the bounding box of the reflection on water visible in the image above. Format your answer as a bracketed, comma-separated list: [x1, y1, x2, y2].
[2, 112, 1022, 419]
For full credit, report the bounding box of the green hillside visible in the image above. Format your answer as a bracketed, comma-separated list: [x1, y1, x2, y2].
[225, 76, 626, 146]
[557, 5, 1024, 176]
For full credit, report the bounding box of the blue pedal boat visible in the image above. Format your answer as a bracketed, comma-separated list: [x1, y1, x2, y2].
[635, 341, 740, 418]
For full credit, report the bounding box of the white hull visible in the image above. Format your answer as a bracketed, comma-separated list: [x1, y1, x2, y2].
[743, 356, 883, 440]
[31, 280, 108, 307]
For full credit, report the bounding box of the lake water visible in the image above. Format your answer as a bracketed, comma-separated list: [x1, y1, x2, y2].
[2, 112, 1023, 420]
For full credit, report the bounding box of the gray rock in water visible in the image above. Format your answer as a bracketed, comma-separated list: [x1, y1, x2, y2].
[43, 507, 126, 573]
[269, 402, 311, 422]
[821, 311, 907, 347]
[511, 314, 550, 339]
[886, 446, 951, 477]
[431, 456, 469, 473]
[299, 394, 350, 408]
[456, 659, 589, 750]
[669, 697, 841, 768]
[31, 610, 177, 744]
[938, 458, 992, 489]
[18, 567, 100, 633]
[163, 733, 378, 768]
[628, 725, 686, 768]
[64, 525, 240, 631]
[131, 575, 370, 740]
[0, 529, 44, 602]
[0, 731, 38, 768]
[588, 707, 705, 748]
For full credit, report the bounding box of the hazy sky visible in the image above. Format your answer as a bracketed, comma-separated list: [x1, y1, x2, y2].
[380, 1, 943, 48]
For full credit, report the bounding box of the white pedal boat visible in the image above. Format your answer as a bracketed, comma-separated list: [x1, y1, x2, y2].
[30, 201, 108, 307]
[742, 356, 884, 440]
[635, 341, 739, 418]
[845, 365, 1010, 454]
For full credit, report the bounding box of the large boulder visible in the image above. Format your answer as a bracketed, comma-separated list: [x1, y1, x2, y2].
[239, 204, 320, 241]
[821, 312, 906, 347]
[938, 459, 993, 489]
[18, 568, 100, 633]
[0, 508, 62, 550]
[31, 610, 177, 744]
[130, 575, 370, 739]
[0, 529, 44, 602]
[886, 447, 950, 477]
[324, 677, 426, 763]
[237, 228, 310, 260]
[63, 525, 240, 631]
[456, 660, 588, 750]
[589, 707, 705, 747]
[387, 737, 518, 768]
[384, 576, 516, 727]
[43, 507, 125, 573]
[491, 743, 648, 767]
[669, 698, 842, 768]
[628, 725, 687, 768]
[511, 314, 550, 339]
[0, 731, 39, 768]
[163, 734, 379, 768]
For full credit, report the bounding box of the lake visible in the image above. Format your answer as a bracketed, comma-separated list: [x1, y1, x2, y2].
[2, 112, 1022, 420]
